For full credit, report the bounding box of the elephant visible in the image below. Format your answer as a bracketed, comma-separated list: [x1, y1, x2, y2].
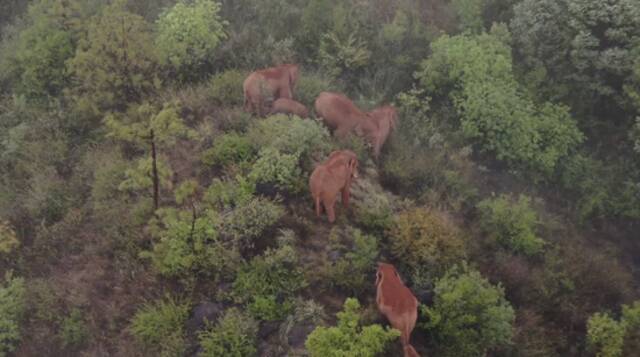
[355, 105, 398, 159]
[375, 263, 420, 357]
[309, 150, 359, 223]
[243, 64, 300, 116]
[314, 92, 369, 138]
[270, 98, 310, 118]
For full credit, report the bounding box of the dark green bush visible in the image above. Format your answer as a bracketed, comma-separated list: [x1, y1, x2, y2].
[198, 308, 258, 357]
[0, 273, 26, 355]
[232, 243, 306, 321]
[477, 194, 545, 256]
[130, 296, 190, 357]
[249, 147, 304, 194]
[421, 265, 515, 357]
[201, 132, 255, 168]
[208, 69, 247, 106]
[326, 227, 379, 295]
[58, 308, 88, 349]
[220, 197, 285, 251]
[350, 179, 395, 234]
[204, 176, 255, 210]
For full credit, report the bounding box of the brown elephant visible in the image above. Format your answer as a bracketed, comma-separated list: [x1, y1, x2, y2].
[243, 64, 300, 116]
[309, 150, 359, 223]
[314, 92, 369, 138]
[270, 98, 310, 118]
[376, 263, 420, 357]
[355, 105, 398, 159]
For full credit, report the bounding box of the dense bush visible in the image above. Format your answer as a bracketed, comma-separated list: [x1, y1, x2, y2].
[208, 69, 246, 106]
[155, 0, 227, 80]
[201, 132, 255, 168]
[198, 308, 258, 357]
[220, 197, 285, 251]
[326, 227, 379, 295]
[587, 301, 640, 357]
[130, 297, 189, 356]
[389, 208, 466, 280]
[233, 243, 306, 321]
[422, 265, 515, 357]
[0, 273, 25, 356]
[249, 148, 303, 194]
[295, 71, 339, 108]
[305, 298, 400, 357]
[477, 194, 545, 256]
[350, 178, 395, 234]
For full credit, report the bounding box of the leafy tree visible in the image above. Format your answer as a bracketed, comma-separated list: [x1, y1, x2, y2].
[106, 102, 196, 210]
[305, 298, 400, 357]
[130, 296, 190, 357]
[587, 301, 640, 357]
[67, 0, 159, 115]
[155, 0, 227, 80]
[477, 194, 545, 256]
[198, 308, 258, 357]
[417, 26, 583, 176]
[0, 273, 25, 356]
[452, 0, 485, 33]
[422, 265, 515, 357]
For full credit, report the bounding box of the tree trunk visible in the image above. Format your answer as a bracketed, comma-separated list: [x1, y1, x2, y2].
[150, 129, 159, 210]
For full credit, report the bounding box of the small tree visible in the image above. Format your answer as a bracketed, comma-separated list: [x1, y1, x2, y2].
[305, 298, 400, 357]
[198, 308, 259, 357]
[130, 296, 190, 356]
[155, 0, 227, 80]
[422, 265, 515, 357]
[0, 273, 26, 356]
[587, 301, 640, 357]
[105, 102, 195, 210]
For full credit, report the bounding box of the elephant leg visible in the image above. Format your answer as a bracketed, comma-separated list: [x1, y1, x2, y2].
[315, 196, 322, 217]
[341, 188, 350, 208]
[325, 197, 337, 223]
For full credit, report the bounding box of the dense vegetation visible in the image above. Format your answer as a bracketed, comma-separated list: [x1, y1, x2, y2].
[0, 0, 639, 356]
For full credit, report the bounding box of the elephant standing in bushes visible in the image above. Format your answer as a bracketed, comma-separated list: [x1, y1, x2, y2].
[243, 64, 300, 116]
[314, 91, 369, 138]
[376, 262, 420, 357]
[270, 98, 310, 118]
[356, 105, 398, 160]
[309, 150, 359, 223]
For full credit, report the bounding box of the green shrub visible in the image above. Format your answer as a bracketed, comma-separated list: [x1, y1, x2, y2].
[477, 194, 545, 256]
[59, 308, 88, 349]
[389, 208, 466, 279]
[351, 179, 395, 234]
[201, 132, 255, 168]
[232, 244, 306, 321]
[295, 71, 339, 108]
[155, 0, 226, 79]
[208, 69, 246, 106]
[204, 176, 255, 210]
[0, 273, 26, 356]
[587, 312, 626, 357]
[198, 308, 258, 357]
[220, 196, 285, 251]
[326, 227, 379, 295]
[421, 265, 515, 357]
[0, 221, 19, 254]
[247, 114, 331, 170]
[305, 298, 400, 357]
[130, 297, 190, 357]
[249, 147, 303, 194]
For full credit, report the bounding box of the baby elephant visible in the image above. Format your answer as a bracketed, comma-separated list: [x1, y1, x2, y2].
[376, 263, 420, 357]
[270, 98, 310, 118]
[309, 150, 359, 223]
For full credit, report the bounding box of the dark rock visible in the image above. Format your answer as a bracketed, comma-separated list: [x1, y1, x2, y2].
[185, 302, 224, 333]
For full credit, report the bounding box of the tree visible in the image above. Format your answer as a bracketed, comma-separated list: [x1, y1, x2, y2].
[67, 0, 159, 116]
[305, 298, 400, 357]
[130, 296, 190, 356]
[155, 0, 227, 81]
[0, 273, 25, 356]
[105, 102, 195, 210]
[587, 301, 640, 357]
[451, 0, 485, 33]
[422, 265, 515, 357]
[198, 308, 259, 357]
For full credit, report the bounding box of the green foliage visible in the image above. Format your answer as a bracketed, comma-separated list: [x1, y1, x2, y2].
[198, 308, 258, 357]
[202, 132, 255, 168]
[422, 265, 515, 357]
[587, 313, 626, 357]
[68, 0, 159, 114]
[351, 179, 394, 234]
[233, 243, 306, 321]
[389, 208, 466, 279]
[326, 227, 379, 295]
[319, 32, 371, 82]
[249, 147, 303, 194]
[204, 176, 255, 210]
[155, 0, 227, 80]
[295, 71, 339, 108]
[130, 296, 189, 357]
[452, 0, 485, 33]
[0, 273, 26, 356]
[59, 308, 88, 349]
[220, 197, 285, 251]
[417, 27, 583, 177]
[208, 69, 246, 106]
[305, 298, 400, 357]
[477, 194, 545, 256]
[0, 221, 19, 254]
